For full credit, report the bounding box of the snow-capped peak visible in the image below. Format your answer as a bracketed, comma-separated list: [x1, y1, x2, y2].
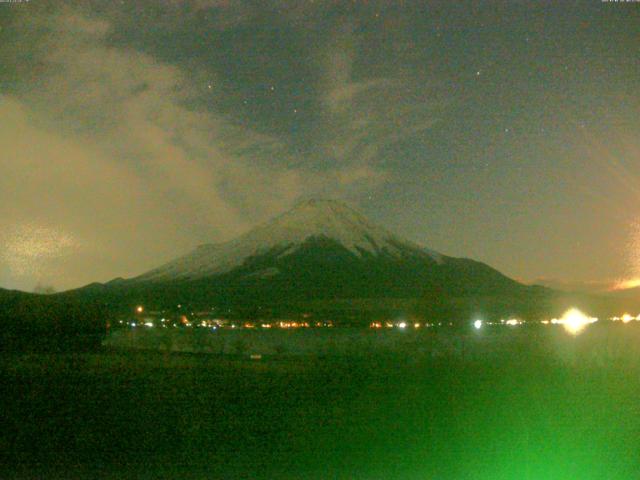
[248, 199, 401, 254]
[136, 199, 441, 281]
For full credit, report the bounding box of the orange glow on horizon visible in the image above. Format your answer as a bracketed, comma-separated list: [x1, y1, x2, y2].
[611, 278, 640, 291]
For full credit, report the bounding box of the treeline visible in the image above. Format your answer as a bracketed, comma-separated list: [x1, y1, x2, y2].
[0, 291, 109, 352]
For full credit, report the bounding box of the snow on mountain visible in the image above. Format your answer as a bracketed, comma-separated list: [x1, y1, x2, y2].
[136, 199, 442, 282]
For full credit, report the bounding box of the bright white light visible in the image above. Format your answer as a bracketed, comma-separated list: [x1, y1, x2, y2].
[554, 308, 598, 335]
[398, 322, 407, 329]
[505, 318, 520, 326]
[622, 313, 634, 324]
[474, 319, 482, 330]
[144, 322, 154, 328]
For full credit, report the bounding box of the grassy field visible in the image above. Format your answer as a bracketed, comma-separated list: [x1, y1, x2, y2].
[2, 327, 640, 479]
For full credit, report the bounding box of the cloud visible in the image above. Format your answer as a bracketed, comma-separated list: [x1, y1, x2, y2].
[318, 17, 445, 166]
[0, 222, 79, 278]
[0, 8, 391, 290]
[0, 12, 229, 287]
[335, 165, 389, 187]
[0, 95, 188, 289]
[11, 10, 251, 227]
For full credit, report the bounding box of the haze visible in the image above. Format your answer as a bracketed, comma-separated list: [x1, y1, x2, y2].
[0, 1, 638, 292]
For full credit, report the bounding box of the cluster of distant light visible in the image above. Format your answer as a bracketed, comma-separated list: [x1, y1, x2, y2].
[126, 305, 640, 335]
[122, 320, 337, 330]
[475, 308, 599, 336]
[122, 314, 335, 330]
[610, 313, 640, 323]
[122, 321, 337, 330]
[474, 319, 521, 328]
[369, 321, 452, 330]
[123, 305, 338, 330]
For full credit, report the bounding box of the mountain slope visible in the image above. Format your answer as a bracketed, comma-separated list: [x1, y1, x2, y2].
[136, 199, 442, 282]
[64, 199, 544, 317]
[0, 287, 107, 352]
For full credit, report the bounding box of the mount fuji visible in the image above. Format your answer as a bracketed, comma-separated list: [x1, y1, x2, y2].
[68, 199, 548, 317]
[135, 199, 444, 282]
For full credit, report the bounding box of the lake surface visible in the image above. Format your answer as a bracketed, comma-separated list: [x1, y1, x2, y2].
[105, 321, 640, 366]
[3, 323, 640, 479]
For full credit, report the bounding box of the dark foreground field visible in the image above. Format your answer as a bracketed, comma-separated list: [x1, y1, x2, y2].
[2, 341, 640, 480]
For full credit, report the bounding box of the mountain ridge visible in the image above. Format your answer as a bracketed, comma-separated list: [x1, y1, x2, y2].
[51, 198, 553, 321]
[134, 199, 443, 283]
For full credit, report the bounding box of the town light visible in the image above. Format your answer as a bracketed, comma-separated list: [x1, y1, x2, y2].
[474, 319, 482, 330]
[556, 308, 597, 335]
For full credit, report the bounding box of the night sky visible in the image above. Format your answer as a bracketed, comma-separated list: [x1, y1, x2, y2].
[1, 0, 638, 292]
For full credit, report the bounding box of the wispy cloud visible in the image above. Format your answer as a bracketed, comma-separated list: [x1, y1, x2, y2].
[0, 7, 393, 290]
[318, 18, 445, 165]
